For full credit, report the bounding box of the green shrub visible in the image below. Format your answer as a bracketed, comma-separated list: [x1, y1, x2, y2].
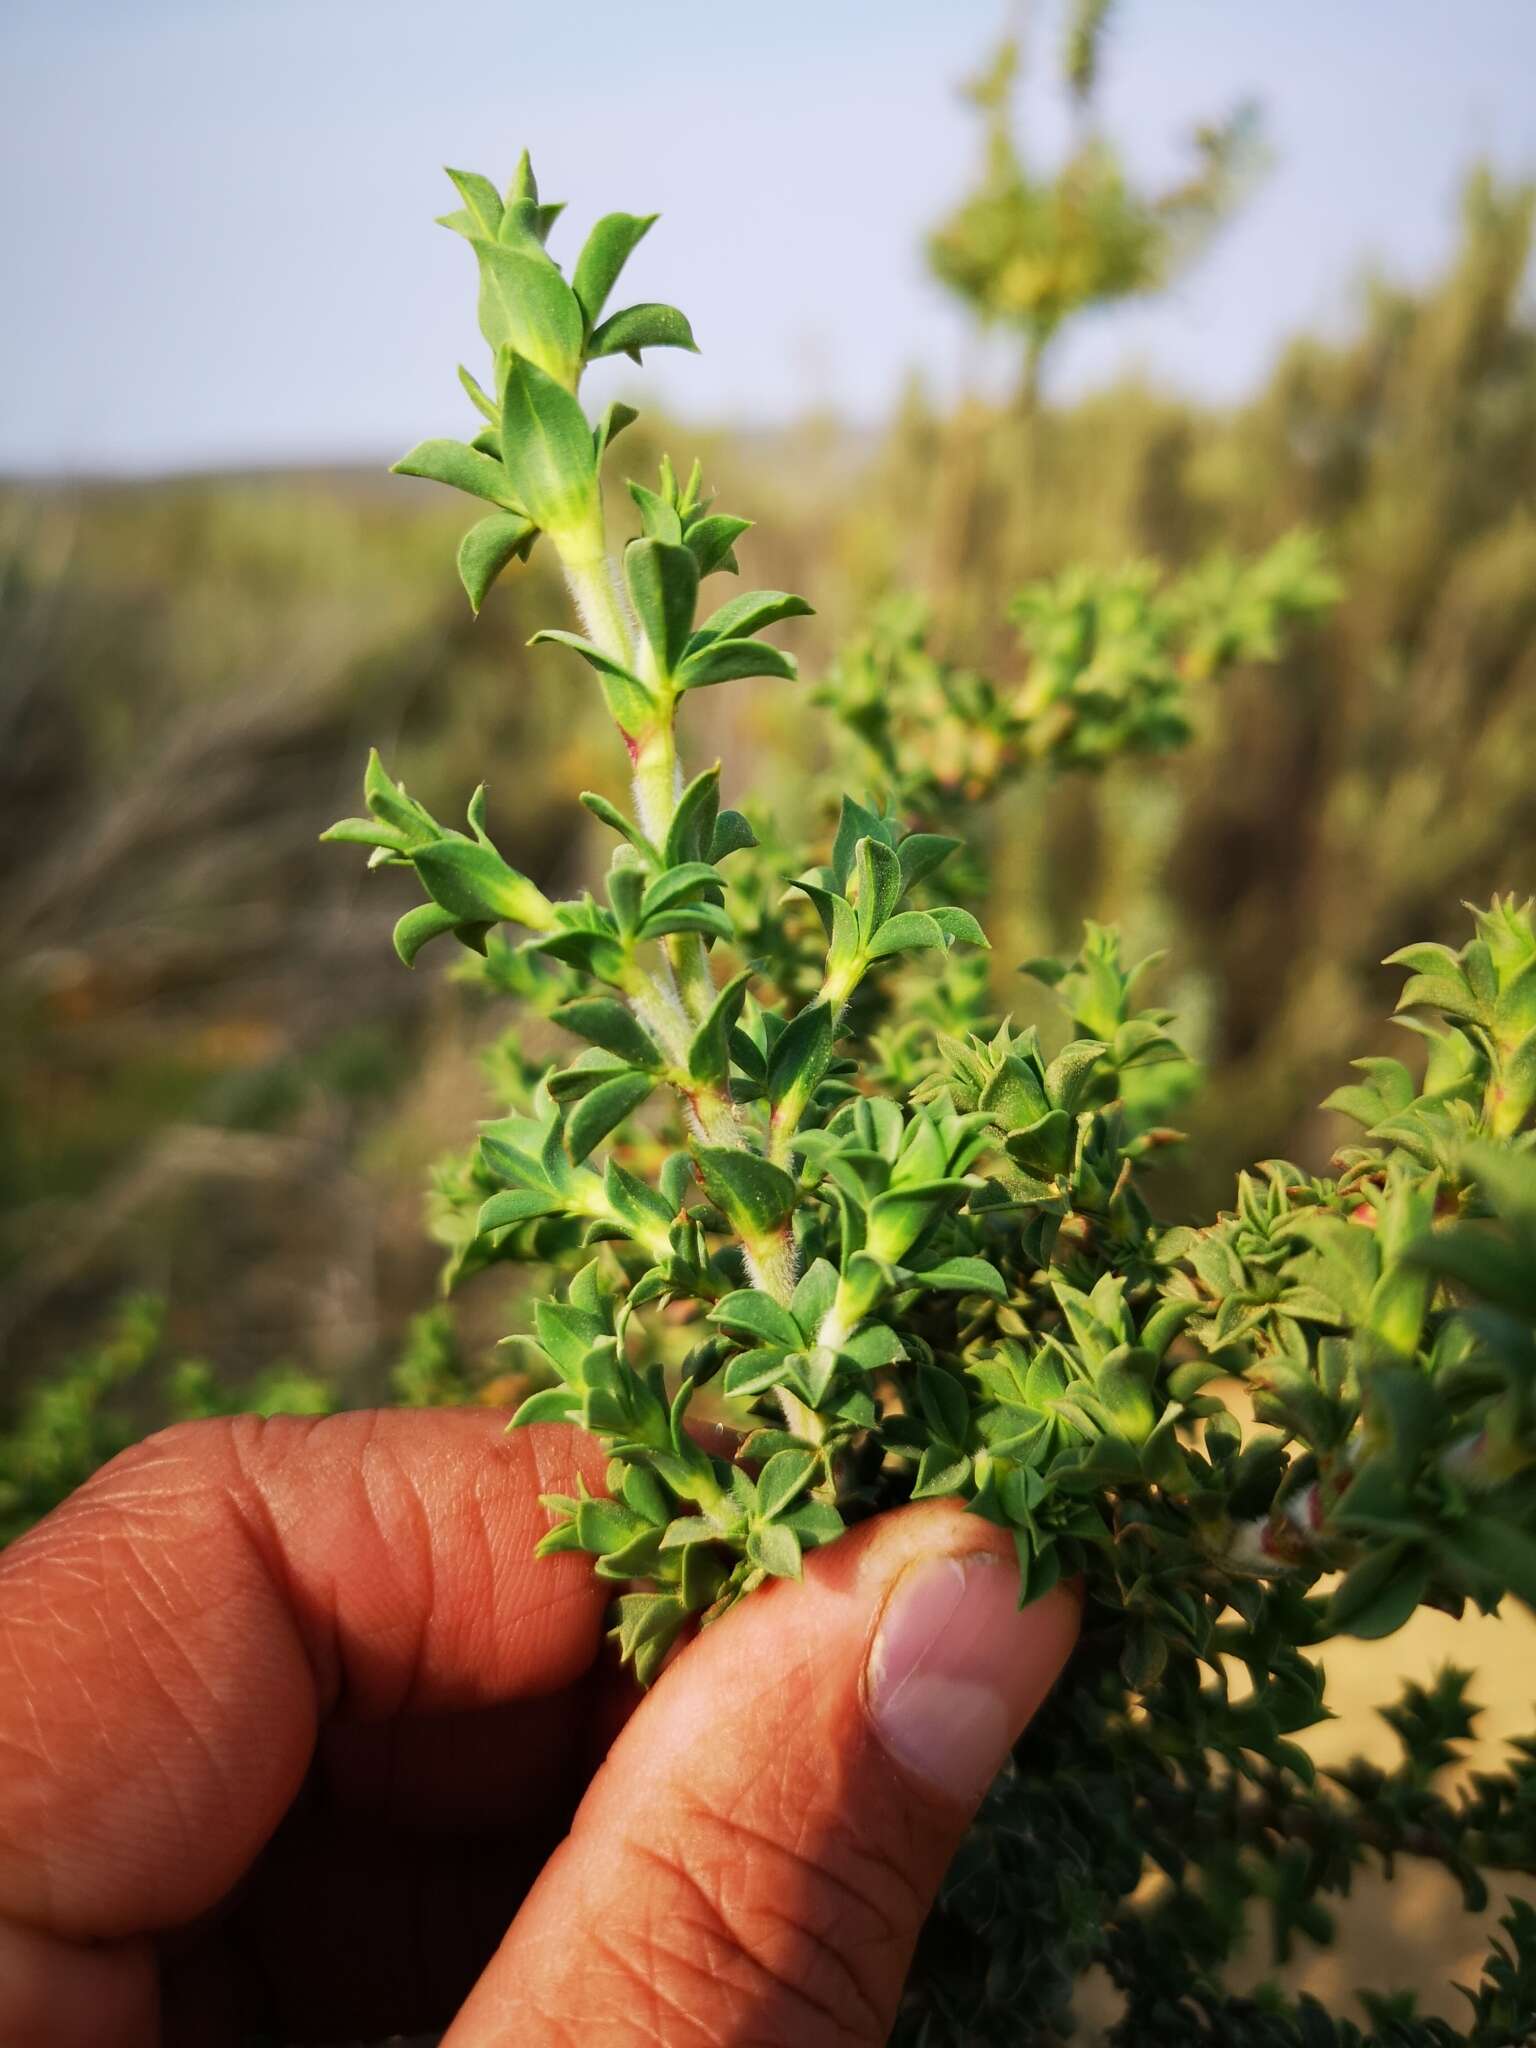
[314, 154, 1536, 2042]
[0, 1297, 334, 1545]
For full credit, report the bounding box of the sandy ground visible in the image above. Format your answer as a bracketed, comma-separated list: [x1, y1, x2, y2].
[1074, 1599, 1536, 2037]
[1272, 1600, 1536, 2026]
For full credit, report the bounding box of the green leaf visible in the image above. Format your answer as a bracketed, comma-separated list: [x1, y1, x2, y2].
[444, 167, 503, 237]
[624, 538, 701, 676]
[798, 1345, 839, 1407]
[665, 766, 722, 866]
[536, 1294, 610, 1376]
[641, 901, 733, 944]
[604, 1158, 676, 1238]
[1441, 1516, 1536, 1610]
[897, 834, 961, 892]
[655, 1155, 692, 1212]
[393, 902, 462, 967]
[458, 362, 498, 423]
[1496, 1028, 1536, 1134]
[676, 638, 798, 691]
[978, 1056, 1049, 1130]
[710, 810, 758, 860]
[912, 1257, 1007, 1299]
[607, 865, 645, 937]
[639, 862, 721, 924]
[721, 1347, 795, 1398]
[457, 511, 536, 613]
[474, 243, 584, 387]
[748, 1521, 803, 1580]
[1409, 1225, 1536, 1318]
[593, 399, 640, 461]
[628, 480, 683, 544]
[710, 1289, 803, 1351]
[529, 628, 648, 693]
[915, 1362, 971, 1447]
[618, 1463, 668, 1525]
[548, 1051, 625, 1105]
[1141, 1299, 1198, 1358]
[1324, 1542, 1429, 1640]
[841, 1322, 905, 1369]
[866, 911, 946, 961]
[658, 1516, 722, 1552]
[503, 150, 538, 206]
[391, 439, 525, 512]
[684, 514, 752, 577]
[510, 1386, 580, 1428]
[687, 970, 753, 1089]
[476, 1188, 565, 1233]
[588, 302, 699, 361]
[912, 1445, 972, 1499]
[866, 1182, 964, 1264]
[1013, 1536, 1063, 1607]
[573, 211, 657, 331]
[854, 836, 904, 941]
[766, 1003, 834, 1113]
[1119, 1624, 1168, 1692]
[928, 906, 989, 948]
[552, 998, 663, 1070]
[1383, 941, 1466, 980]
[579, 791, 659, 862]
[498, 352, 599, 538]
[832, 797, 891, 889]
[1093, 1360, 1157, 1443]
[1495, 955, 1536, 1040]
[321, 817, 403, 854]
[783, 1500, 846, 1546]
[1044, 1039, 1110, 1113]
[615, 1591, 689, 1673]
[1005, 1109, 1072, 1177]
[575, 1496, 648, 1555]
[593, 1529, 667, 1581]
[413, 840, 548, 927]
[790, 1259, 838, 1336]
[694, 1146, 799, 1239]
[755, 1448, 817, 1520]
[690, 590, 813, 648]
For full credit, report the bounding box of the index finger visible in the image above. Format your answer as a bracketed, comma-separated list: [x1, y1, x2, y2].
[0, 1409, 607, 1946]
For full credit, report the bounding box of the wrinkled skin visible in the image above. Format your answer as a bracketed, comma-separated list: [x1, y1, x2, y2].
[0, 1410, 1076, 2046]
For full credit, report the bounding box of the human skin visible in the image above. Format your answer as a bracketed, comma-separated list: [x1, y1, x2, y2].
[0, 1409, 1079, 2046]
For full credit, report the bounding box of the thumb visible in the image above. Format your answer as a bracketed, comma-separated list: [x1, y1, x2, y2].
[444, 1500, 1080, 2048]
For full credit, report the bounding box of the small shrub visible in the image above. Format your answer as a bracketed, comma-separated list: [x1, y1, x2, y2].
[253, 148, 1536, 2042]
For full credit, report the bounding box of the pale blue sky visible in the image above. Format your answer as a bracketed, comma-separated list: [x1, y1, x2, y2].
[2, 0, 1534, 473]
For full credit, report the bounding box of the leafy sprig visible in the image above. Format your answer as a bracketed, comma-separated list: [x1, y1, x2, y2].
[325, 154, 1536, 2046]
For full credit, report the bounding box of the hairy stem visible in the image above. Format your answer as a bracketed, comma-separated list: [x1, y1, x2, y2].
[563, 507, 761, 1185]
[563, 545, 636, 672]
[744, 1227, 799, 1305]
[633, 715, 682, 846]
[628, 970, 695, 1068]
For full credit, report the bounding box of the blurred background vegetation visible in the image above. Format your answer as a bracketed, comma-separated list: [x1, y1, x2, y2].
[5, 142, 1533, 1413]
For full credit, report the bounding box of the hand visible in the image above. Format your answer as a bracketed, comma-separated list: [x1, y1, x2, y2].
[0, 1410, 1078, 2046]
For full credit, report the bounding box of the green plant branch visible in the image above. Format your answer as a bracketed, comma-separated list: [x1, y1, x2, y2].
[321, 151, 1536, 2048]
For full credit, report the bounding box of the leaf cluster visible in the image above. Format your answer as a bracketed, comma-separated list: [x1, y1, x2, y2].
[0, 1298, 334, 1546]
[815, 535, 1339, 811]
[322, 154, 1536, 2043]
[928, 24, 1265, 377]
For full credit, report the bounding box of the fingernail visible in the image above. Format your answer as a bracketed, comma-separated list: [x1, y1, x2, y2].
[865, 1552, 1068, 1805]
